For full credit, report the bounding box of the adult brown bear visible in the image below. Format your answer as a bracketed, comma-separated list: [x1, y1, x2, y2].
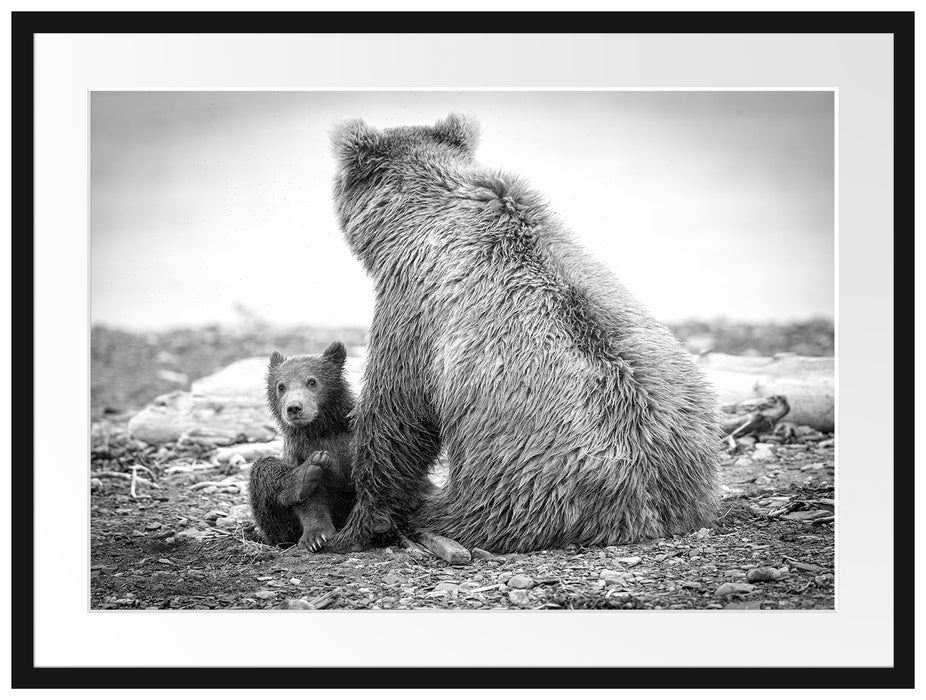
[326, 114, 719, 554]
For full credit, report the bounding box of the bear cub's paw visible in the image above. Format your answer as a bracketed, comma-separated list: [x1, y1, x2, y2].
[290, 462, 325, 504]
[299, 520, 337, 552]
[308, 450, 332, 468]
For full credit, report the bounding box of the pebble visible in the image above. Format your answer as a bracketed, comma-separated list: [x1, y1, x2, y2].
[819, 439, 835, 448]
[254, 590, 276, 600]
[724, 600, 762, 610]
[714, 582, 756, 597]
[203, 510, 227, 522]
[508, 589, 531, 607]
[432, 582, 459, 593]
[383, 572, 404, 586]
[800, 462, 825, 472]
[754, 475, 772, 486]
[617, 556, 642, 567]
[290, 578, 301, 585]
[746, 567, 782, 583]
[214, 517, 237, 529]
[598, 569, 626, 586]
[145, 522, 162, 530]
[281, 598, 312, 610]
[507, 574, 534, 590]
[694, 528, 711, 539]
[679, 581, 702, 590]
[733, 456, 754, 468]
[90, 478, 103, 491]
[472, 548, 499, 560]
[752, 443, 776, 462]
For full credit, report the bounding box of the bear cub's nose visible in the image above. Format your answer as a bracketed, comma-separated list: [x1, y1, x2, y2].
[286, 401, 303, 417]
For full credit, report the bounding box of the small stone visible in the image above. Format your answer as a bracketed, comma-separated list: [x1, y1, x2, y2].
[507, 574, 535, 590]
[254, 590, 276, 600]
[215, 517, 237, 529]
[735, 436, 757, 449]
[818, 439, 835, 448]
[203, 510, 227, 522]
[617, 556, 642, 567]
[281, 598, 312, 610]
[733, 456, 754, 468]
[383, 572, 403, 585]
[781, 509, 831, 521]
[800, 462, 825, 472]
[724, 600, 762, 610]
[679, 581, 702, 590]
[90, 478, 103, 491]
[598, 569, 626, 586]
[202, 486, 218, 494]
[754, 475, 772, 486]
[229, 453, 247, 468]
[101, 565, 117, 575]
[176, 528, 208, 540]
[752, 443, 776, 461]
[715, 582, 756, 597]
[508, 589, 531, 606]
[746, 567, 782, 583]
[432, 582, 459, 593]
[694, 527, 711, 539]
[472, 548, 498, 560]
[145, 522, 162, 530]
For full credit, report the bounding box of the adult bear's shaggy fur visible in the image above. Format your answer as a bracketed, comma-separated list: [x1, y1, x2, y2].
[326, 114, 720, 553]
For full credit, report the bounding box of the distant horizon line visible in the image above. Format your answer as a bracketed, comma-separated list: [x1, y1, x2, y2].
[90, 315, 836, 334]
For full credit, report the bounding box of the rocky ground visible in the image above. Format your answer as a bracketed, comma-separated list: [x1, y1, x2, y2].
[90, 420, 835, 611]
[90, 321, 835, 611]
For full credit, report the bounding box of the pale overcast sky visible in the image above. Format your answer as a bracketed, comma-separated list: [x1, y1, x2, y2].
[91, 91, 834, 330]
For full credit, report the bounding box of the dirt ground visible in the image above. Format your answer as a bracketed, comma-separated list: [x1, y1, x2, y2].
[90, 322, 835, 611]
[90, 420, 835, 611]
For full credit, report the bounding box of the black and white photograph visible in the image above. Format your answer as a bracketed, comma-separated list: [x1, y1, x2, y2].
[15, 9, 909, 686]
[89, 89, 836, 612]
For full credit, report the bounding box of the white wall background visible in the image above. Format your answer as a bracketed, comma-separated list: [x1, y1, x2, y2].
[91, 90, 834, 329]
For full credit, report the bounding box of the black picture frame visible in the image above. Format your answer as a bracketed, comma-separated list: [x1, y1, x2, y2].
[11, 9, 914, 690]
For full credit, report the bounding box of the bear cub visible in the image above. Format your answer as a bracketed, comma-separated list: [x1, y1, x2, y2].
[249, 341, 355, 551]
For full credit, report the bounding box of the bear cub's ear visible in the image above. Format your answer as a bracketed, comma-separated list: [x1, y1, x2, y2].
[322, 341, 347, 368]
[433, 113, 480, 154]
[268, 351, 285, 369]
[331, 119, 381, 166]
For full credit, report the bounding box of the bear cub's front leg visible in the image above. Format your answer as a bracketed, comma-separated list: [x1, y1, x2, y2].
[293, 451, 338, 552]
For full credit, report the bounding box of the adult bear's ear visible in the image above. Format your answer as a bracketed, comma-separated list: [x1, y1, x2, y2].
[434, 113, 479, 154]
[268, 351, 285, 369]
[331, 119, 381, 169]
[322, 341, 347, 368]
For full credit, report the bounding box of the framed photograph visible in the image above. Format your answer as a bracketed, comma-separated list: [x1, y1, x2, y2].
[11, 8, 912, 690]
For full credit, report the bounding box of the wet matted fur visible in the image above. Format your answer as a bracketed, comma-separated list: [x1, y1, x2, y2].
[326, 114, 720, 553]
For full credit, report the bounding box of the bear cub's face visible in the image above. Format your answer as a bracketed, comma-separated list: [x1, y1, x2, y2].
[266, 341, 347, 428]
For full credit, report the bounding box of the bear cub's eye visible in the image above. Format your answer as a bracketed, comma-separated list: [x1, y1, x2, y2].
[307, 378, 317, 388]
[277, 382, 286, 393]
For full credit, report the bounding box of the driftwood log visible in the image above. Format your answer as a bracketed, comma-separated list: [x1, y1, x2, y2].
[127, 350, 834, 445]
[696, 353, 834, 432]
